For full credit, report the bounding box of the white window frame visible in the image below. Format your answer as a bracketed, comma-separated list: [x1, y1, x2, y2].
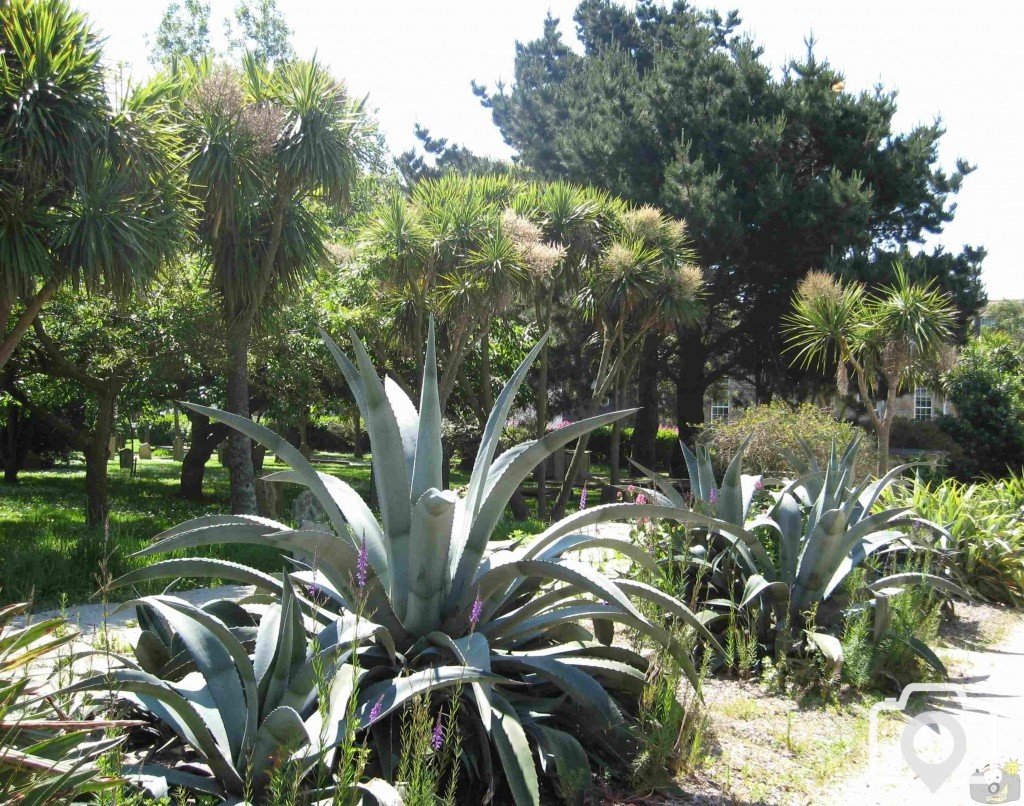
[710, 399, 730, 423]
[914, 386, 933, 421]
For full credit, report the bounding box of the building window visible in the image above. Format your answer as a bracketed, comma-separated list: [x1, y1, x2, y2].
[710, 400, 730, 423]
[914, 387, 933, 421]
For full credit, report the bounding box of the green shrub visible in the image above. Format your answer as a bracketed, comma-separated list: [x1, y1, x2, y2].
[880, 473, 1024, 605]
[940, 331, 1024, 479]
[587, 424, 678, 470]
[142, 411, 179, 445]
[698, 401, 870, 477]
[307, 415, 356, 452]
[889, 416, 960, 452]
[841, 568, 945, 691]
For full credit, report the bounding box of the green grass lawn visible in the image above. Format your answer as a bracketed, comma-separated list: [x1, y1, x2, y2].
[0, 452, 543, 608]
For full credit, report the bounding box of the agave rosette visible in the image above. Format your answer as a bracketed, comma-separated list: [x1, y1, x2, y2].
[103, 324, 719, 804]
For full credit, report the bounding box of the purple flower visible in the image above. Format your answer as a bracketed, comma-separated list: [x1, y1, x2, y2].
[708, 488, 718, 505]
[307, 583, 323, 600]
[754, 478, 764, 491]
[579, 485, 588, 511]
[470, 592, 484, 630]
[431, 711, 445, 751]
[356, 538, 368, 589]
[369, 694, 385, 723]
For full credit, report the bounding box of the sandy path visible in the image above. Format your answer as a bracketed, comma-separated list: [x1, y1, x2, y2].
[829, 618, 1024, 805]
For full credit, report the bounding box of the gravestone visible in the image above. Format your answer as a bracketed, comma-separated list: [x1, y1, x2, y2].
[118, 448, 134, 470]
[292, 489, 330, 529]
[172, 435, 185, 461]
[256, 478, 281, 519]
[138, 442, 152, 460]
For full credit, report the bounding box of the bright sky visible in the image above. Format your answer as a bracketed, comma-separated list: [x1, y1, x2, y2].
[87, 1, 1023, 299]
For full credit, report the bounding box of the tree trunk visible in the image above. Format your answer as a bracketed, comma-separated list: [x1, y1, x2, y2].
[0, 279, 60, 372]
[180, 410, 228, 501]
[85, 387, 117, 529]
[632, 333, 661, 468]
[609, 373, 623, 487]
[225, 309, 257, 514]
[480, 326, 493, 413]
[534, 292, 552, 520]
[351, 409, 363, 458]
[675, 334, 708, 468]
[4, 402, 20, 484]
[877, 421, 891, 477]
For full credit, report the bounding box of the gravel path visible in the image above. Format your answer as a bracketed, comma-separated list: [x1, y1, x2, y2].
[829, 617, 1024, 805]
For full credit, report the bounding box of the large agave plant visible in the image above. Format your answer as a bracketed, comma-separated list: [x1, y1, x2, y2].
[106, 325, 720, 804]
[638, 436, 964, 673]
[65, 574, 399, 803]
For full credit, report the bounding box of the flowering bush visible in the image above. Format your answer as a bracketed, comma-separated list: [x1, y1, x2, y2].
[698, 401, 869, 477]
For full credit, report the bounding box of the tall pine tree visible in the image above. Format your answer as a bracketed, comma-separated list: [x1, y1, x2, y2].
[477, 1, 984, 456]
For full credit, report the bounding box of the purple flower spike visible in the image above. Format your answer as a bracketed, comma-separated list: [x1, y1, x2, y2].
[579, 485, 588, 511]
[356, 538, 368, 589]
[431, 711, 444, 750]
[369, 694, 385, 723]
[708, 488, 718, 505]
[470, 592, 484, 630]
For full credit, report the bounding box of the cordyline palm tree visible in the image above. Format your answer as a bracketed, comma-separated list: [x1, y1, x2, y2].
[784, 264, 958, 475]
[362, 174, 528, 418]
[551, 208, 704, 517]
[515, 181, 613, 517]
[173, 55, 366, 513]
[0, 0, 188, 372]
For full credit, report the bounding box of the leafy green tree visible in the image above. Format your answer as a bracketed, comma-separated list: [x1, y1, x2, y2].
[225, 0, 293, 65]
[5, 291, 171, 525]
[984, 299, 1024, 341]
[940, 331, 1024, 478]
[476, 1, 984, 449]
[785, 266, 957, 474]
[149, 0, 212, 65]
[0, 0, 189, 372]
[170, 57, 366, 514]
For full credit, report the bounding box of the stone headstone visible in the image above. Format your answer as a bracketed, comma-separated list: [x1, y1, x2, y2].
[172, 435, 185, 461]
[551, 448, 566, 481]
[292, 489, 330, 529]
[256, 478, 281, 519]
[138, 442, 152, 460]
[118, 448, 134, 470]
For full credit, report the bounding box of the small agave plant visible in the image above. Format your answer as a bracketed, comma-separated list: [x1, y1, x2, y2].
[636, 436, 964, 675]
[100, 324, 720, 804]
[65, 573, 399, 803]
